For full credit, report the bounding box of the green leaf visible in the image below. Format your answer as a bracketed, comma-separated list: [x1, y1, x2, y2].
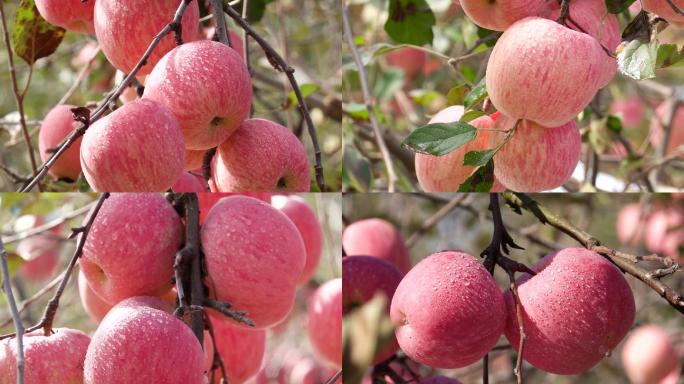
[409, 89, 441, 106]
[606, 115, 623, 133]
[236, 0, 276, 23]
[459, 110, 486, 123]
[0, 253, 25, 287]
[656, 43, 684, 68]
[342, 103, 369, 120]
[617, 39, 658, 80]
[401, 122, 477, 155]
[446, 84, 468, 106]
[605, 0, 637, 14]
[11, 0, 65, 64]
[457, 158, 495, 192]
[463, 149, 496, 167]
[384, 0, 436, 45]
[286, 83, 319, 108]
[463, 77, 487, 109]
[343, 145, 372, 192]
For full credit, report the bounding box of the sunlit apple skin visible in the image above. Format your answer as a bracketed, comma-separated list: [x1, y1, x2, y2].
[144, 40, 253, 150]
[493, 115, 581, 192]
[36, 0, 95, 34]
[342, 218, 411, 273]
[172, 172, 209, 192]
[272, 195, 323, 285]
[197, 192, 272, 223]
[201, 196, 306, 328]
[94, 0, 199, 76]
[212, 119, 311, 192]
[390, 251, 506, 369]
[38, 104, 83, 181]
[307, 278, 342, 368]
[486, 17, 605, 127]
[0, 328, 91, 384]
[78, 269, 113, 323]
[460, 0, 545, 31]
[84, 297, 205, 384]
[209, 314, 266, 383]
[80, 193, 184, 303]
[622, 324, 681, 384]
[80, 99, 185, 192]
[504, 248, 635, 375]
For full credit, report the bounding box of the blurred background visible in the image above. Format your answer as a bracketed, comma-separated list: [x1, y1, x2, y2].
[342, 0, 684, 192]
[0, 192, 342, 383]
[343, 192, 684, 383]
[0, 0, 342, 191]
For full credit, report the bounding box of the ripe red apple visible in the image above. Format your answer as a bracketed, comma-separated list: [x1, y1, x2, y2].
[78, 269, 113, 323]
[343, 256, 403, 363]
[342, 218, 411, 273]
[36, 0, 95, 34]
[272, 195, 323, 285]
[38, 104, 83, 182]
[209, 314, 266, 383]
[616, 203, 649, 247]
[650, 101, 684, 155]
[94, 0, 199, 76]
[0, 328, 91, 384]
[645, 208, 684, 254]
[460, 0, 545, 31]
[172, 172, 209, 192]
[197, 192, 272, 223]
[390, 251, 506, 368]
[307, 278, 342, 368]
[611, 96, 646, 129]
[185, 149, 207, 171]
[211, 119, 311, 192]
[493, 115, 581, 192]
[143, 40, 252, 150]
[201, 196, 306, 328]
[200, 27, 246, 59]
[84, 297, 205, 384]
[80, 193, 184, 303]
[16, 234, 60, 281]
[662, 230, 683, 261]
[80, 99, 185, 191]
[386, 48, 427, 79]
[415, 106, 501, 192]
[486, 17, 605, 127]
[420, 377, 462, 384]
[622, 324, 681, 384]
[503, 247, 635, 375]
[643, 0, 684, 27]
[544, 0, 621, 87]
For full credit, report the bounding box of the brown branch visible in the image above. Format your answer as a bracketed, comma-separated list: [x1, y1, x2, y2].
[0, 1, 40, 190]
[0, 193, 110, 341]
[503, 192, 684, 315]
[0, 271, 64, 329]
[221, 1, 327, 191]
[342, 1, 397, 192]
[19, 0, 194, 192]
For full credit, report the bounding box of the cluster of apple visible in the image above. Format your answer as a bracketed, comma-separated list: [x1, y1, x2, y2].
[617, 199, 683, 262]
[0, 193, 341, 383]
[342, 218, 668, 382]
[35, 0, 311, 192]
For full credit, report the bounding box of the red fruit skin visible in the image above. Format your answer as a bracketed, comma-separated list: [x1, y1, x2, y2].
[650, 101, 684, 155]
[342, 256, 403, 364]
[307, 278, 343, 368]
[419, 376, 462, 384]
[616, 203, 648, 247]
[645, 208, 684, 254]
[36, 0, 95, 34]
[460, 0, 545, 31]
[0, 328, 91, 384]
[38, 104, 83, 181]
[272, 196, 324, 285]
[486, 17, 605, 127]
[80, 99, 185, 192]
[94, 0, 200, 76]
[386, 48, 427, 79]
[143, 40, 253, 150]
[621, 324, 680, 384]
[80, 193, 184, 303]
[493, 116, 581, 192]
[611, 96, 646, 129]
[84, 299, 205, 384]
[212, 119, 311, 192]
[172, 172, 209, 192]
[209, 314, 266, 383]
[342, 218, 411, 273]
[16, 235, 60, 281]
[201, 196, 306, 328]
[78, 270, 113, 323]
[390, 251, 506, 369]
[197, 192, 272, 223]
[503, 247, 636, 375]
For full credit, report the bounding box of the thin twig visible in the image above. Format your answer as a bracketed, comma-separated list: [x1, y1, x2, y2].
[211, 0, 230, 45]
[0, 2, 40, 190]
[57, 46, 101, 105]
[342, 1, 396, 192]
[0, 271, 64, 329]
[1, 237, 24, 384]
[19, 0, 194, 192]
[405, 194, 468, 248]
[204, 312, 228, 383]
[221, 1, 326, 191]
[325, 369, 342, 384]
[4, 202, 95, 244]
[507, 270, 525, 384]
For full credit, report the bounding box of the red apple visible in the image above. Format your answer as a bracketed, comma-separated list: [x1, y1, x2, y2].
[461, 0, 545, 31]
[36, 0, 95, 34]
[38, 104, 83, 182]
[386, 48, 427, 79]
[78, 269, 113, 323]
[16, 234, 60, 281]
[172, 172, 209, 192]
[209, 314, 266, 383]
[308, 278, 342, 368]
[342, 218, 411, 273]
[622, 324, 681, 384]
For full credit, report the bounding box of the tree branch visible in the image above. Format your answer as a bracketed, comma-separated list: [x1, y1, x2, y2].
[0, 237, 24, 384]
